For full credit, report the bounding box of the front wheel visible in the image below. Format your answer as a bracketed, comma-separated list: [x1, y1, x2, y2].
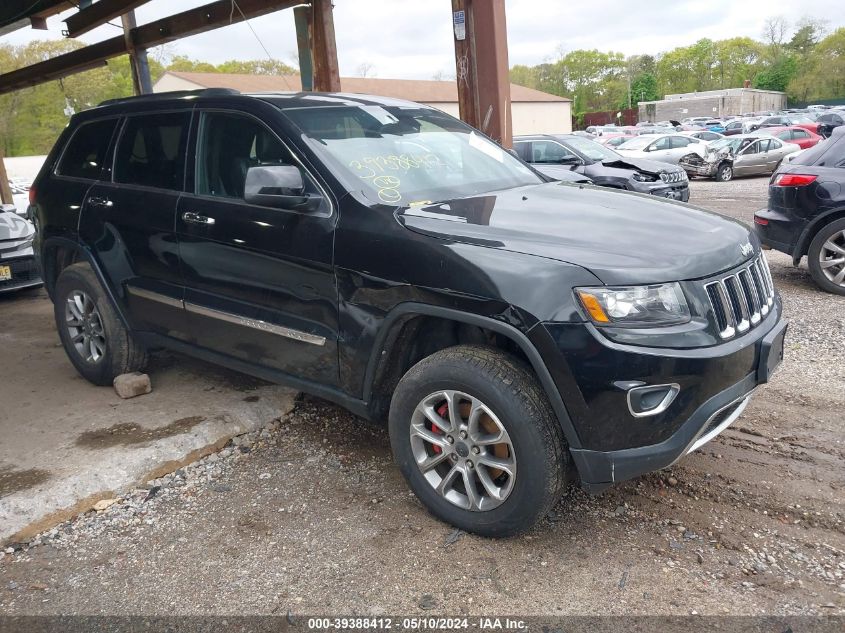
[808, 219, 845, 296]
[389, 345, 568, 537]
[715, 163, 733, 182]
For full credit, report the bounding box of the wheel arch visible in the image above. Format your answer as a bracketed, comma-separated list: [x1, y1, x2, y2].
[41, 237, 131, 329]
[363, 303, 581, 450]
[792, 207, 845, 265]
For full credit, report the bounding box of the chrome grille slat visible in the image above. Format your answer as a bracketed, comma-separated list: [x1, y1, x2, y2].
[705, 254, 774, 340]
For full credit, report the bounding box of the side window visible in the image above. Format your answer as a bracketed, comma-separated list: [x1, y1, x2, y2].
[794, 130, 809, 139]
[196, 111, 319, 204]
[56, 119, 118, 180]
[114, 112, 190, 190]
[531, 140, 576, 163]
[671, 137, 691, 148]
[512, 141, 531, 162]
[652, 137, 672, 151]
[744, 141, 762, 154]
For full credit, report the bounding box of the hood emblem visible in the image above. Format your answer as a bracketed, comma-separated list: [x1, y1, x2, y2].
[739, 242, 753, 257]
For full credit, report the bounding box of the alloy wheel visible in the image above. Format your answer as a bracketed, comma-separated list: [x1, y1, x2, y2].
[65, 290, 106, 363]
[409, 390, 516, 512]
[820, 230, 845, 287]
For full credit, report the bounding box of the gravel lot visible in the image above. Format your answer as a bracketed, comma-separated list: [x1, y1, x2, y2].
[0, 176, 843, 617]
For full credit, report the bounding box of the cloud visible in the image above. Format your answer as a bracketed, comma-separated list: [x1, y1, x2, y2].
[2, 0, 844, 79]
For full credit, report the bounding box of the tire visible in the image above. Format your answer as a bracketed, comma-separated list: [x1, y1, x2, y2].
[388, 345, 568, 537]
[54, 262, 148, 385]
[807, 218, 845, 296]
[715, 163, 733, 182]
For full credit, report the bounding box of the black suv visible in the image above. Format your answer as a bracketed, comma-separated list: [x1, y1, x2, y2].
[32, 90, 786, 536]
[754, 125, 845, 295]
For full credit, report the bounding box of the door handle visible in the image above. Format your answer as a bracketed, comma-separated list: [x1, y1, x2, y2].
[182, 212, 215, 225]
[88, 196, 113, 208]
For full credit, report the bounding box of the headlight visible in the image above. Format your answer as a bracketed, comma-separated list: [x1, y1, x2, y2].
[576, 283, 690, 326]
[632, 172, 657, 182]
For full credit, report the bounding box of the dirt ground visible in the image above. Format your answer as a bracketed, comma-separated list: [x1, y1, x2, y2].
[0, 176, 843, 617]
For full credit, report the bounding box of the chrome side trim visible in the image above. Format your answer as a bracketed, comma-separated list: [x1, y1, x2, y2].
[127, 286, 185, 309]
[685, 394, 752, 455]
[184, 302, 326, 347]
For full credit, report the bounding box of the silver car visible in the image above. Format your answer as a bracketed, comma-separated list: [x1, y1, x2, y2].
[679, 134, 801, 181]
[0, 203, 42, 293]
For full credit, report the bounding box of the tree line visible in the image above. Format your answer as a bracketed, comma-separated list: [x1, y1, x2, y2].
[510, 17, 844, 122]
[0, 40, 295, 157]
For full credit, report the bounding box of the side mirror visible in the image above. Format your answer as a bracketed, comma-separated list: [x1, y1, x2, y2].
[244, 165, 322, 211]
[558, 155, 581, 166]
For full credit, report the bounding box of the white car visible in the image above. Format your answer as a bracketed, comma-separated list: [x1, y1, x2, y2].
[615, 134, 707, 165]
[679, 130, 724, 142]
[9, 181, 29, 216]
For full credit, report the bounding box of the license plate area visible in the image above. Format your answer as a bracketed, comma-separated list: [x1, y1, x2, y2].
[0, 265, 11, 281]
[757, 320, 787, 384]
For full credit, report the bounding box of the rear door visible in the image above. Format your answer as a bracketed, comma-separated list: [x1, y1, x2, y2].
[80, 110, 192, 338]
[175, 108, 339, 385]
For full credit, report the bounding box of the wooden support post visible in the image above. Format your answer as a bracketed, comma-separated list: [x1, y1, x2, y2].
[451, 0, 512, 147]
[121, 10, 152, 95]
[0, 152, 13, 206]
[294, 5, 314, 91]
[310, 0, 340, 92]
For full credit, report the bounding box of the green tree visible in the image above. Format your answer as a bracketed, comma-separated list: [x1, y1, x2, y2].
[753, 55, 797, 92]
[627, 73, 660, 108]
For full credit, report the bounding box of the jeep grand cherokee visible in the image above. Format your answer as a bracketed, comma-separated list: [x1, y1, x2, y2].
[32, 89, 787, 536]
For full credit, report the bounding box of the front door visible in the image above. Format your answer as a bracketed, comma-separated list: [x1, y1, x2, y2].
[79, 110, 192, 339]
[734, 140, 768, 176]
[176, 109, 338, 385]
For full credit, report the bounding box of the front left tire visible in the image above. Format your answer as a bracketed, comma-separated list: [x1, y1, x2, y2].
[388, 345, 568, 537]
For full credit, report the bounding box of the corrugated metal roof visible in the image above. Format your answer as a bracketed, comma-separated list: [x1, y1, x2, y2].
[159, 71, 571, 103]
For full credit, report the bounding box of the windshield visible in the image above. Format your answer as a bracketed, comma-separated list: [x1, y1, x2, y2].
[617, 136, 654, 150]
[282, 105, 541, 206]
[707, 137, 754, 153]
[563, 136, 622, 162]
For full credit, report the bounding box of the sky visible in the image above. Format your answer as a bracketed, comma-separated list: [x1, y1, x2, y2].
[3, 0, 845, 80]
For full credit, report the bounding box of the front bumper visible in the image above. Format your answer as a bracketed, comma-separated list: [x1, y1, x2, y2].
[636, 182, 690, 202]
[535, 303, 786, 492]
[0, 255, 43, 293]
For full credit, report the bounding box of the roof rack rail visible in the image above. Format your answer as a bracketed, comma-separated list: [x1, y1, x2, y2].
[97, 88, 241, 108]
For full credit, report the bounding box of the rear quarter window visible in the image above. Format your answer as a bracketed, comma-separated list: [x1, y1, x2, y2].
[56, 118, 118, 180]
[793, 135, 845, 168]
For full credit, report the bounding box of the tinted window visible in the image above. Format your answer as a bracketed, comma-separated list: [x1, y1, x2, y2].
[793, 129, 810, 139]
[530, 140, 577, 163]
[56, 119, 118, 180]
[793, 134, 845, 167]
[512, 141, 531, 162]
[197, 112, 298, 199]
[114, 112, 190, 190]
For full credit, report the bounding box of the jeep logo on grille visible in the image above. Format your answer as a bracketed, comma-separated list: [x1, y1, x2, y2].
[740, 242, 753, 257]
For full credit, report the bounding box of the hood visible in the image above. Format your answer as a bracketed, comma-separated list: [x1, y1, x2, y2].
[532, 165, 593, 183]
[0, 210, 34, 241]
[397, 182, 754, 285]
[598, 156, 683, 176]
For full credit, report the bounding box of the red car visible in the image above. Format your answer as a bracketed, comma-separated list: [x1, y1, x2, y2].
[762, 126, 823, 149]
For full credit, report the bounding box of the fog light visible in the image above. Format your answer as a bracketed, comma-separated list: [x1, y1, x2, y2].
[627, 383, 680, 418]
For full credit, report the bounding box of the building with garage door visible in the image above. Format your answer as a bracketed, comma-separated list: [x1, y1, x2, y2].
[154, 71, 572, 135]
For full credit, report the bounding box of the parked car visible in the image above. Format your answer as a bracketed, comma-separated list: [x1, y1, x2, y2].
[0, 202, 42, 293]
[816, 111, 845, 138]
[680, 134, 801, 182]
[597, 134, 636, 148]
[513, 134, 690, 201]
[748, 115, 791, 131]
[32, 89, 786, 537]
[571, 130, 597, 140]
[615, 133, 706, 165]
[8, 181, 30, 216]
[679, 130, 724, 142]
[760, 126, 823, 150]
[754, 126, 845, 295]
[721, 120, 745, 136]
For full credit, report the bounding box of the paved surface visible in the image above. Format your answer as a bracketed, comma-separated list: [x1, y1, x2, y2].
[0, 176, 843, 616]
[0, 289, 296, 543]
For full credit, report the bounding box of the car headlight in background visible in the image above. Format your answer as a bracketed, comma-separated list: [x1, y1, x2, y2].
[576, 283, 690, 326]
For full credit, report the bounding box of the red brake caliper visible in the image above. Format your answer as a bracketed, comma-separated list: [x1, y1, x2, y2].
[431, 402, 449, 454]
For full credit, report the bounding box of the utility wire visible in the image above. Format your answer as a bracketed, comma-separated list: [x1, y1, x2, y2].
[230, 0, 277, 63]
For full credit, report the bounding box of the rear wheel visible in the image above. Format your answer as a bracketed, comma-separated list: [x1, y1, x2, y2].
[808, 219, 845, 296]
[389, 345, 568, 537]
[715, 163, 733, 182]
[54, 263, 148, 385]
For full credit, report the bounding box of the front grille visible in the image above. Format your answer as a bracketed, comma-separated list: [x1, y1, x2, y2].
[659, 171, 686, 184]
[704, 254, 775, 339]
